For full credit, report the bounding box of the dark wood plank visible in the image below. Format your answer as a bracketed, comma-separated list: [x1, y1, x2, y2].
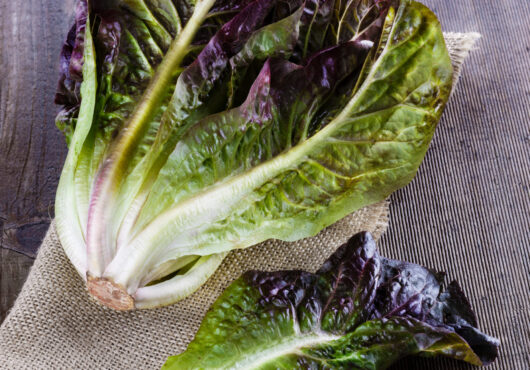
[0, 0, 74, 257]
[0, 0, 74, 323]
[0, 249, 34, 323]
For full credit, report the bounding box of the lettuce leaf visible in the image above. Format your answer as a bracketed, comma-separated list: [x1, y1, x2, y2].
[163, 232, 499, 369]
[54, 0, 453, 309]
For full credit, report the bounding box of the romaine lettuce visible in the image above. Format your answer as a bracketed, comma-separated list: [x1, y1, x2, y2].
[163, 232, 499, 369]
[55, 0, 453, 309]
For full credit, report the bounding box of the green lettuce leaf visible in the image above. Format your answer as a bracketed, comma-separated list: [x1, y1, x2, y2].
[54, 0, 454, 309]
[163, 232, 499, 369]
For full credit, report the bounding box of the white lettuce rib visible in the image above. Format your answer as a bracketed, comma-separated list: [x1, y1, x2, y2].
[55, 16, 98, 278]
[133, 252, 227, 309]
[226, 333, 341, 369]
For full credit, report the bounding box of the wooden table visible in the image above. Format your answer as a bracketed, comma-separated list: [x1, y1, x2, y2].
[0, 0, 74, 322]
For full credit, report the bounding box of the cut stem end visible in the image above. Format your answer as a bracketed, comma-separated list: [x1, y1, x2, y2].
[87, 276, 135, 311]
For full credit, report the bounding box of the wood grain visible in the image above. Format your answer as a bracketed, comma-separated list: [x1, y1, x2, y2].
[0, 0, 74, 322]
[0, 249, 33, 323]
[0, 0, 74, 257]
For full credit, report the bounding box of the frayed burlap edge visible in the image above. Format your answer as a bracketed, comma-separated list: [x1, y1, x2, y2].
[0, 33, 478, 370]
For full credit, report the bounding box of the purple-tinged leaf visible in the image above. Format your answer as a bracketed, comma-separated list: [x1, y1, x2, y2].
[164, 232, 499, 369]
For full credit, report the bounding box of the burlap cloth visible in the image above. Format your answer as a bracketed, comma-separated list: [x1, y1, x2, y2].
[1, 33, 516, 370]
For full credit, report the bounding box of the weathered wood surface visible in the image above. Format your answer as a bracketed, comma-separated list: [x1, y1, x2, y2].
[0, 250, 34, 323]
[0, 0, 74, 322]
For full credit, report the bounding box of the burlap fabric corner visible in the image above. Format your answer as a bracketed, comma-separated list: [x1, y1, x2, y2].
[0, 33, 479, 369]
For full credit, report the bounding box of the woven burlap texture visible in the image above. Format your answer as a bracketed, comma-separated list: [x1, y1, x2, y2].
[0, 33, 477, 370]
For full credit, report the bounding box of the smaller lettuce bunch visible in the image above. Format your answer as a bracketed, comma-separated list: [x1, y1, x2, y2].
[164, 232, 499, 369]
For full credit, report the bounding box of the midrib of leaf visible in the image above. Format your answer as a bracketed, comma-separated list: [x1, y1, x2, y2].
[302, 1, 320, 58]
[336, 0, 357, 43]
[105, 0, 216, 184]
[223, 333, 341, 370]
